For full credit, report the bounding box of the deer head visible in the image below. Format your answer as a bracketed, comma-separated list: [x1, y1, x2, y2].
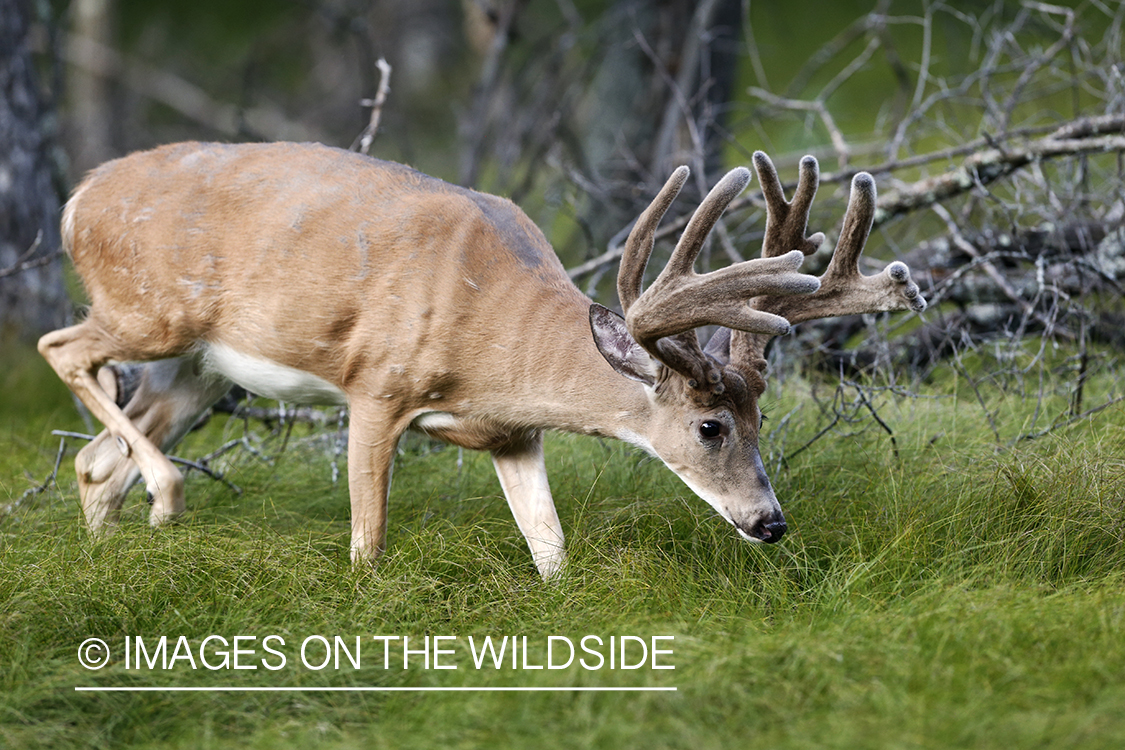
[589, 153, 926, 544]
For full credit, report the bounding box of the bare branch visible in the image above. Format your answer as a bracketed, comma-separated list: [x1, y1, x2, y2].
[929, 202, 1062, 335]
[0, 250, 61, 280]
[49, 430, 242, 495]
[0, 230, 61, 281]
[567, 115, 1125, 282]
[874, 129, 1125, 224]
[748, 87, 850, 168]
[351, 58, 392, 156]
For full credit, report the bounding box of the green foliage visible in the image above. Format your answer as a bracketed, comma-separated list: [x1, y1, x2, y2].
[3, 342, 1124, 748]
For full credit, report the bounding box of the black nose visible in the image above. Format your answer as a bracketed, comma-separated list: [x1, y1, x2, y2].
[748, 517, 787, 543]
[761, 520, 787, 543]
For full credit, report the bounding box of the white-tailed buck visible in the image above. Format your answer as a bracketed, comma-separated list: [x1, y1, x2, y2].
[40, 142, 925, 578]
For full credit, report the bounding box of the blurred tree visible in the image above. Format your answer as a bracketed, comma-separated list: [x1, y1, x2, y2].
[0, 0, 66, 342]
[67, 0, 116, 174]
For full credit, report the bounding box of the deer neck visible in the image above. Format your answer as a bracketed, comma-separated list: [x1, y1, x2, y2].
[481, 287, 655, 449]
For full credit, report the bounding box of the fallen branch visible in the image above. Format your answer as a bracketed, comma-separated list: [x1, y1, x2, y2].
[1013, 395, 1125, 444]
[167, 456, 242, 495]
[874, 131, 1125, 224]
[567, 114, 1125, 282]
[49, 430, 242, 496]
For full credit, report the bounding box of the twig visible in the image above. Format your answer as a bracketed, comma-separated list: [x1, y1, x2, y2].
[782, 412, 842, 464]
[929, 203, 1063, 336]
[852, 382, 899, 459]
[351, 58, 392, 155]
[166, 456, 242, 495]
[1013, 395, 1125, 444]
[0, 250, 59, 280]
[51, 430, 96, 441]
[0, 230, 61, 280]
[748, 87, 850, 168]
[8, 438, 67, 512]
[997, 4, 1075, 134]
[951, 356, 1002, 444]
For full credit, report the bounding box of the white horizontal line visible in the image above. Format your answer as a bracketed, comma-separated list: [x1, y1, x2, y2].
[75, 686, 677, 693]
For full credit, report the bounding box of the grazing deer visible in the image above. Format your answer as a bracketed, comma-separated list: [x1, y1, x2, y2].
[39, 142, 925, 578]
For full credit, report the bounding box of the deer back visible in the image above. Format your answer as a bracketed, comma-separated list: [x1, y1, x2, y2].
[64, 142, 591, 411]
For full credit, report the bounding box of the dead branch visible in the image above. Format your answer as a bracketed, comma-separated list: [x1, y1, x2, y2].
[5, 438, 67, 513]
[746, 88, 850, 170]
[50, 430, 242, 495]
[0, 231, 62, 280]
[874, 129, 1125, 225]
[0, 250, 61, 280]
[351, 58, 392, 155]
[166, 455, 242, 495]
[929, 202, 1060, 336]
[1013, 394, 1125, 444]
[567, 115, 1125, 283]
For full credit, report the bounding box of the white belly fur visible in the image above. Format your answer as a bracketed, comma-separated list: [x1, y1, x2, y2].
[201, 342, 347, 406]
[412, 412, 460, 431]
[199, 344, 465, 432]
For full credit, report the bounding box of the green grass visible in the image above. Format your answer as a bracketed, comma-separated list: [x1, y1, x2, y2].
[2, 342, 1124, 749]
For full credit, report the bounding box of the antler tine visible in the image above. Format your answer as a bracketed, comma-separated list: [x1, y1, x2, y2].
[822, 172, 878, 284]
[753, 151, 825, 259]
[618, 165, 690, 314]
[660, 167, 753, 279]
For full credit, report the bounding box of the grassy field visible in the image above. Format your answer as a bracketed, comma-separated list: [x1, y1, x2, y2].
[2, 341, 1124, 749]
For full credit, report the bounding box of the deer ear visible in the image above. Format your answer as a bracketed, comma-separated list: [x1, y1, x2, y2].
[703, 327, 731, 365]
[589, 304, 659, 386]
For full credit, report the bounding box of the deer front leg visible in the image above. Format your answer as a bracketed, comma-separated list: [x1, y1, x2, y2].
[492, 431, 565, 579]
[346, 398, 410, 565]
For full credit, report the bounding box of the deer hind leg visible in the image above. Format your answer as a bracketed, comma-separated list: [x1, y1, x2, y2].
[38, 322, 224, 532]
[491, 431, 565, 579]
[75, 357, 232, 532]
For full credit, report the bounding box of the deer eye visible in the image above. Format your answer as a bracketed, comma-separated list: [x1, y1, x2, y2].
[699, 420, 723, 440]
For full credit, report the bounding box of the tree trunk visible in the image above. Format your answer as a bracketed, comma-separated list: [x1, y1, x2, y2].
[67, 0, 116, 174]
[0, 0, 66, 342]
